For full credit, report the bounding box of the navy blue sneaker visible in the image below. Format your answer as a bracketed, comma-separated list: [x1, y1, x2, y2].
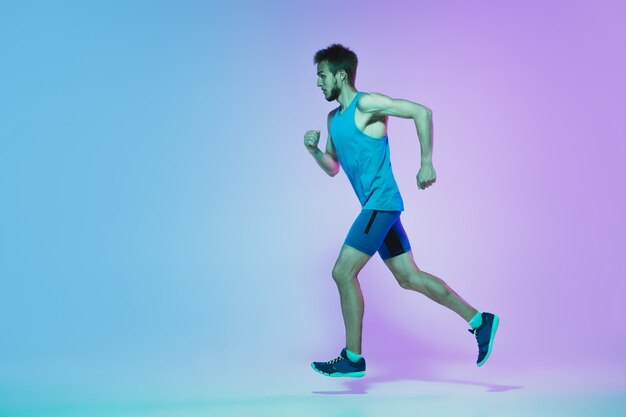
[469, 312, 499, 366]
[311, 348, 366, 377]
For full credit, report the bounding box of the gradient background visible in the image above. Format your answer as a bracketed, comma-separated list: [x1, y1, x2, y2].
[1, 0, 625, 415]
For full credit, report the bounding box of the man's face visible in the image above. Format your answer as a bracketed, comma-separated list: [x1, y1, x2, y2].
[317, 61, 340, 102]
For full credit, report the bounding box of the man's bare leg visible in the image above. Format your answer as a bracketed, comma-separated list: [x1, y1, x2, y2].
[331, 244, 372, 354]
[382, 250, 500, 367]
[383, 251, 477, 321]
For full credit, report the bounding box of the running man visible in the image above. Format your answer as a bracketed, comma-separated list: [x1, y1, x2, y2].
[304, 44, 499, 378]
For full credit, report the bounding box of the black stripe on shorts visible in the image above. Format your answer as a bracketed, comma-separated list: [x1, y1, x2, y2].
[364, 210, 378, 234]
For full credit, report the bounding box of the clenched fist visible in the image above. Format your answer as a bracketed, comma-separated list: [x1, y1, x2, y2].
[304, 130, 320, 151]
[416, 163, 437, 190]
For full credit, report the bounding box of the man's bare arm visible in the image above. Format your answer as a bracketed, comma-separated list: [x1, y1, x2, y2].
[358, 92, 436, 189]
[358, 92, 432, 163]
[303, 111, 341, 177]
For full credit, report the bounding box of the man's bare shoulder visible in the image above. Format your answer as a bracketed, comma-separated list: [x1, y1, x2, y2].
[357, 92, 390, 112]
[358, 92, 429, 119]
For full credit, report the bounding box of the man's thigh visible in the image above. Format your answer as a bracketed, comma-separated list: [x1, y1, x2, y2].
[383, 250, 419, 280]
[332, 244, 372, 280]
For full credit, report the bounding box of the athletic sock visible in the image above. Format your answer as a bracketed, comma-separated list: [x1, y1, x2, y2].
[345, 348, 363, 362]
[468, 311, 483, 329]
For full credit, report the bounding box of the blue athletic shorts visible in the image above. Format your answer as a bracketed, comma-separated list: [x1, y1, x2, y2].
[344, 209, 412, 260]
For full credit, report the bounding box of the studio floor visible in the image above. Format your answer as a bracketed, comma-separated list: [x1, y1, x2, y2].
[2, 359, 624, 417]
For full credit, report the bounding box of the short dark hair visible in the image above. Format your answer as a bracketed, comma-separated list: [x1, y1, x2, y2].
[313, 43, 358, 87]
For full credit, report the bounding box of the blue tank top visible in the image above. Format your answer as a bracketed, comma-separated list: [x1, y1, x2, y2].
[330, 92, 404, 211]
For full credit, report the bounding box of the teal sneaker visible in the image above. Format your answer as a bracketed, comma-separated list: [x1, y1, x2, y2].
[311, 348, 366, 377]
[469, 312, 500, 366]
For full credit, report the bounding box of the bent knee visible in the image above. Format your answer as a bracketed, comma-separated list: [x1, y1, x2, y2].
[332, 265, 354, 284]
[395, 271, 415, 289]
[396, 271, 427, 291]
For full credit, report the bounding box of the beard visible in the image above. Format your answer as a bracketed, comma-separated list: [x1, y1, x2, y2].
[326, 84, 341, 102]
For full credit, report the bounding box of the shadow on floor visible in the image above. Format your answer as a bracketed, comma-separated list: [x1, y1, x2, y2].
[312, 377, 523, 395]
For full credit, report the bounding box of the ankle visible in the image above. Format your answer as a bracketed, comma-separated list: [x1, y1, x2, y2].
[345, 348, 363, 362]
[468, 311, 483, 329]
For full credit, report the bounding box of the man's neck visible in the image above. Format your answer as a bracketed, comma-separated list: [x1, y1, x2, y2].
[337, 88, 359, 112]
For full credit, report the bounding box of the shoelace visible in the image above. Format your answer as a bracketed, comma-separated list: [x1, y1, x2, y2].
[327, 355, 344, 365]
[469, 321, 485, 337]
[469, 327, 489, 353]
